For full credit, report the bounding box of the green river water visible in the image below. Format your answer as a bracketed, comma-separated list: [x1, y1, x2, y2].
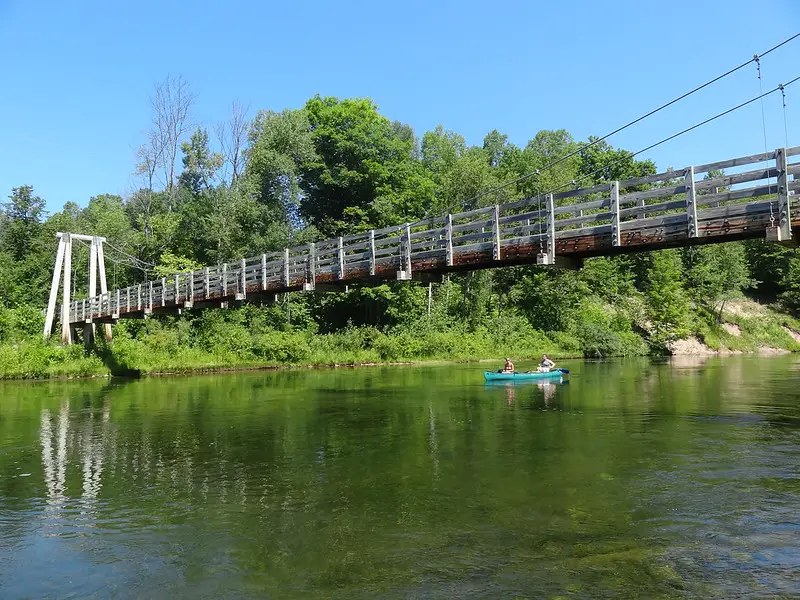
[1, 356, 799, 599]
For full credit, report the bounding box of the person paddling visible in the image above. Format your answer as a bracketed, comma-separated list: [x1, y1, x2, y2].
[501, 357, 515, 373]
[537, 354, 555, 372]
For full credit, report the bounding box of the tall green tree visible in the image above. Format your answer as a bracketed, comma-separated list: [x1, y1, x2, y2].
[300, 96, 435, 235]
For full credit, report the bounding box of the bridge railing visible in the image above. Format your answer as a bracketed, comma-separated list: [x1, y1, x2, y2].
[66, 146, 800, 325]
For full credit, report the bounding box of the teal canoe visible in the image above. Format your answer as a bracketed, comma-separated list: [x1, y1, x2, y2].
[484, 369, 567, 382]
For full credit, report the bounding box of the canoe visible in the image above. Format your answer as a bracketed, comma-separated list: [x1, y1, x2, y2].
[484, 369, 566, 382]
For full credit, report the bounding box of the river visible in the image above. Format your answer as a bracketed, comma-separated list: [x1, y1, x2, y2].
[0, 356, 799, 599]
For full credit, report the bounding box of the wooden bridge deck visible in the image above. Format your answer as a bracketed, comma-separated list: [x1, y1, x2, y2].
[62, 145, 800, 328]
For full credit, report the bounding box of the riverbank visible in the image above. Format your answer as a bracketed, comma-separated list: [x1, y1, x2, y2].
[2, 298, 799, 380]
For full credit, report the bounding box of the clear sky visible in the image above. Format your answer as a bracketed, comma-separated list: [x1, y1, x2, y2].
[1, 0, 798, 212]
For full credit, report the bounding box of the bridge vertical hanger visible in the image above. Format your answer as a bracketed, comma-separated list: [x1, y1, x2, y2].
[610, 182, 621, 247]
[685, 166, 698, 238]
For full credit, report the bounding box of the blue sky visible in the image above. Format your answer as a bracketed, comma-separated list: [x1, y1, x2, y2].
[1, 0, 798, 212]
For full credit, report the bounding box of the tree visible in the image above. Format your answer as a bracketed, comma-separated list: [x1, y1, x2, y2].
[299, 96, 435, 235]
[179, 128, 223, 195]
[1, 186, 46, 261]
[578, 137, 656, 184]
[151, 74, 195, 204]
[682, 243, 754, 320]
[216, 101, 250, 187]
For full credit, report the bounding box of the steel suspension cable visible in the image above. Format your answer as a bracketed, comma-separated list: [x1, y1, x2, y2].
[416, 31, 800, 224]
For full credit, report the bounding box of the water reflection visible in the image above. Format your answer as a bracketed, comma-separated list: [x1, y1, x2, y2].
[0, 358, 797, 599]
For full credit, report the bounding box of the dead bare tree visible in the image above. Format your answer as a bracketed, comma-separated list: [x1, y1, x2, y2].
[215, 100, 250, 188]
[151, 74, 195, 206]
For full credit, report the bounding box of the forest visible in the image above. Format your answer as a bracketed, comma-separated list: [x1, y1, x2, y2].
[2, 75, 800, 378]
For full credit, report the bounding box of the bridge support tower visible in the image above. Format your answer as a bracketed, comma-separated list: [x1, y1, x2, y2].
[44, 233, 112, 346]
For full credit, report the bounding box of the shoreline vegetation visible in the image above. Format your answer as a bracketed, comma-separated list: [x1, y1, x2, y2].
[5, 90, 800, 381]
[1, 297, 798, 381]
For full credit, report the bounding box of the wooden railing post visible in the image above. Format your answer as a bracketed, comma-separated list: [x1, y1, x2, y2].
[546, 193, 556, 264]
[283, 248, 290, 287]
[115, 289, 120, 318]
[777, 147, 791, 241]
[261, 254, 267, 291]
[137, 283, 142, 311]
[161, 278, 166, 307]
[175, 274, 181, 304]
[369, 230, 376, 276]
[221, 263, 228, 297]
[305, 242, 316, 291]
[445, 214, 453, 266]
[240, 257, 247, 298]
[338, 237, 345, 280]
[204, 267, 210, 299]
[148, 281, 153, 312]
[685, 166, 698, 238]
[492, 205, 501, 260]
[610, 181, 621, 247]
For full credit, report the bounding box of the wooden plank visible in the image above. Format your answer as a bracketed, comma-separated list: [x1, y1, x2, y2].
[555, 211, 613, 228]
[685, 166, 698, 238]
[502, 233, 548, 248]
[552, 199, 608, 215]
[694, 183, 777, 207]
[492, 205, 501, 260]
[553, 183, 609, 200]
[619, 184, 684, 205]
[451, 205, 494, 221]
[453, 230, 493, 244]
[619, 212, 687, 231]
[695, 166, 777, 192]
[555, 223, 613, 239]
[618, 169, 684, 189]
[610, 181, 620, 247]
[619, 199, 686, 219]
[694, 149, 777, 174]
[498, 209, 546, 225]
[452, 219, 492, 234]
[455, 240, 494, 256]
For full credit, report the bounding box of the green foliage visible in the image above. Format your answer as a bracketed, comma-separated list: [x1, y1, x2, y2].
[644, 250, 691, 350]
[2, 90, 797, 378]
[153, 251, 203, 278]
[300, 96, 435, 234]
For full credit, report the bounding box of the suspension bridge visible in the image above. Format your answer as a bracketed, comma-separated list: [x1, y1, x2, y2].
[45, 144, 799, 345]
